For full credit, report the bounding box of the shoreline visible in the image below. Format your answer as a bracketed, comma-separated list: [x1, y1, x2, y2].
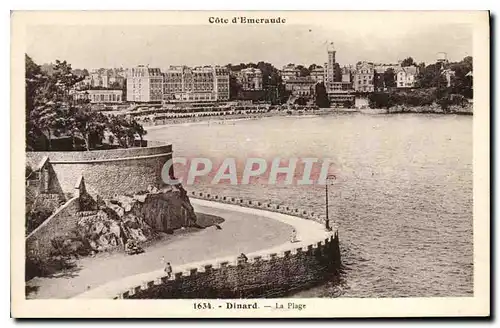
[142, 106, 473, 129]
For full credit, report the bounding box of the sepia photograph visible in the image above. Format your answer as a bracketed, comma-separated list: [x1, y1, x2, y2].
[10, 10, 490, 318]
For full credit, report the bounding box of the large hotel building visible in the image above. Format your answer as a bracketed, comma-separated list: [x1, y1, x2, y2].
[162, 65, 229, 103]
[126, 65, 230, 103]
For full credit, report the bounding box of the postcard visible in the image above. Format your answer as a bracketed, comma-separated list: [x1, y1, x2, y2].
[11, 10, 490, 318]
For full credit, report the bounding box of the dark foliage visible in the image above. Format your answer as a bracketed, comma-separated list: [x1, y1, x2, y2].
[25, 54, 146, 151]
[315, 82, 330, 108]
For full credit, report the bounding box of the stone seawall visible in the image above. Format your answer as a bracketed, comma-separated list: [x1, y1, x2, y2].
[124, 234, 339, 299]
[190, 191, 329, 227]
[25, 143, 173, 198]
[75, 193, 341, 299]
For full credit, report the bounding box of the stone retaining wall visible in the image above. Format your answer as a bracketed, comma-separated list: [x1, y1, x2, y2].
[26, 197, 80, 259]
[25, 143, 173, 198]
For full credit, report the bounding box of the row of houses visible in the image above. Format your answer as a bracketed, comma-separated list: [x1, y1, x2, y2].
[279, 44, 460, 106]
[281, 47, 464, 105]
[280, 62, 419, 94]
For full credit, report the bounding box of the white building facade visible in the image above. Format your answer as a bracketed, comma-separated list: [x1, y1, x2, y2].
[395, 66, 418, 88]
[126, 66, 163, 102]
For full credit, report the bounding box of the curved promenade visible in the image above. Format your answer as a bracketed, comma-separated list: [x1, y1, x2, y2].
[75, 195, 339, 299]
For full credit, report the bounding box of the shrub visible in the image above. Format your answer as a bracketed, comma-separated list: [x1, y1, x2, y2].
[25, 253, 76, 281]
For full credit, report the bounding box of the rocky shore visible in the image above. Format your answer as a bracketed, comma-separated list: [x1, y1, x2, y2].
[386, 103, 473, 115]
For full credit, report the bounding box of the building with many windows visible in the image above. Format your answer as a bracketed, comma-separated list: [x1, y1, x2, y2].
[280, 64, 299, 81]
[214, 66, 230, 101]
[354, 61, 375, 92]
[90, 69, 109, 88]
[285, 77, 316, 97]
[72, 89, 123, 104]
[310, 67, 325, 83]
[162, 65, 229, 103]
[235, 68, 263, 91]
[126, 66, 163, 102]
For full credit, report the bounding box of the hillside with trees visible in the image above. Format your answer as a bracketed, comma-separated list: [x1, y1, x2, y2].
[26, 54, 146, 151]
[226, 61, 285, 104]
[369, 56, 473, 112]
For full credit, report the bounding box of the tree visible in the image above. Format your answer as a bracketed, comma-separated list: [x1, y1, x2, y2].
[315, 82, 330, 108]
[401, 57, 416, 67]
[449, 56, 473, 98]
[26, 55, 65, 150]
[256, 61, 279, 88]
[52, 59, 83, 104]
[368, 92, 393, 109]
[25, 55, 146, 151]
[296, 65, 310, 77]
[130, 119, 147, 146]
[383, 68, 396, 88]
[227, 61, 283, 102]
[373, 71, 384, 91]
[277, 83, 291, 104]
[333, 63, 342, 82]
[229, 75, 242, 100]
[416, 63, 445, 88]
[68, 108, 108, 151]
[308, 64, 322, 72]
[122, 78, 127, 100]
[109, 81, 121, 89]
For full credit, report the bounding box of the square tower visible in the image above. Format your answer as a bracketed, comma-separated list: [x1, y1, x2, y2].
[326, 42, 336, 83]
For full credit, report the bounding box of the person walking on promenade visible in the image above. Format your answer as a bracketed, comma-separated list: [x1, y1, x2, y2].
[290, 228, 298, 243]
[161, 257, 173, 278]
[165, 262, 173, 279]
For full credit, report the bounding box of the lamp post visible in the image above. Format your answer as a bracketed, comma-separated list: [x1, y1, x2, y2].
[325, 174, 336, 231]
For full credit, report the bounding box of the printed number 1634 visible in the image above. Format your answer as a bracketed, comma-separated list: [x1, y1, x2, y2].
[194, 302, 212, 310]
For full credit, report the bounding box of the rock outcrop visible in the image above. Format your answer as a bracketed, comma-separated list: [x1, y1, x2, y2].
[54, 184, 198, 255]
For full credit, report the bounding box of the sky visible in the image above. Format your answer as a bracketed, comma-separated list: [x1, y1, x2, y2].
[26, 22, 472, 70]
